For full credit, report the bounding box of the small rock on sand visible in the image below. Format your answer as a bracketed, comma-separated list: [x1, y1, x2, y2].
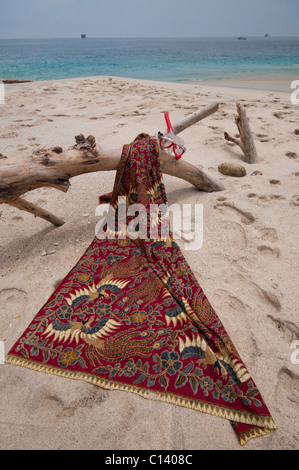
[218, 162, 246, 177]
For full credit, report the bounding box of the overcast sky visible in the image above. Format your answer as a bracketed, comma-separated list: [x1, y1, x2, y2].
[0, 0, 299, 39]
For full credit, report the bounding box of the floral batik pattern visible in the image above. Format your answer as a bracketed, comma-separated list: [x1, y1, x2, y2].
[6, 134, 276, 446]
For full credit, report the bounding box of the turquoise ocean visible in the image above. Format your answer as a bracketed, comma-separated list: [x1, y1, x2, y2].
[0, 37, 298, 83]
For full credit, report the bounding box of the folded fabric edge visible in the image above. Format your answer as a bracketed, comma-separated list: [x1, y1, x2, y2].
[238, 426, 275, 446]
[5, 353, 277, 446]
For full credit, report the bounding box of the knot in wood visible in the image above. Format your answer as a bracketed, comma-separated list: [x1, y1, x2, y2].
[75, 133, 85, 144]
[41, 153, 54, 166]
[86, 135, 96, 145]
[52, 146, 63, 154]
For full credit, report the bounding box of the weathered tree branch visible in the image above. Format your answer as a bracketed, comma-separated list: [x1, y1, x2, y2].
[0, 104, 222, 226]
[160, 150, 224, 193]
[224, 102, 258, 164]
[170, 102, 220, 135]
[7, 197, 65, 227]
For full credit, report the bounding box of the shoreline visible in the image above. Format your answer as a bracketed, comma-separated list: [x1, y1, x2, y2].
[194, 77, 295, 94]
[2, 74, 295, 94]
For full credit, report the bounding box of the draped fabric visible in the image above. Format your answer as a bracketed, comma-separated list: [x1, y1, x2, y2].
[6, 134, 276, 445]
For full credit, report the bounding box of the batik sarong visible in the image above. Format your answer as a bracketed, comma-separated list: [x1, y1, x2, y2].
[6, 134, 276, 445]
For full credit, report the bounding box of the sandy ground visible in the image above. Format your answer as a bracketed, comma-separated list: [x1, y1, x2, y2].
[0, 76, 298, 450]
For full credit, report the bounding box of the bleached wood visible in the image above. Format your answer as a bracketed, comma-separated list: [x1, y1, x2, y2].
[224, 102, 258, 164]
[171, 102, 220, 135]
[7, 197, 65, 227]
[0, 105, 223, 226]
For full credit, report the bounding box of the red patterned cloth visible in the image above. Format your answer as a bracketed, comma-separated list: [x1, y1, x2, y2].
[6, 134, 276, 445]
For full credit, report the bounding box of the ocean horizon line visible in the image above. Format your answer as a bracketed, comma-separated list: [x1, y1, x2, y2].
[1, 35, 299, 40]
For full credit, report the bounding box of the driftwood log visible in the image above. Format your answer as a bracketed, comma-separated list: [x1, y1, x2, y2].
[224, 102, 258, 164]
[0, 103, 222, 227]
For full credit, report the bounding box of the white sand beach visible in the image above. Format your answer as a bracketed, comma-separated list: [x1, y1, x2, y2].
[0, 76, 298, 450]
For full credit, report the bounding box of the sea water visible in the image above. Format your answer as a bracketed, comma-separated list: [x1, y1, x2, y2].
[0, 37, 298, 83]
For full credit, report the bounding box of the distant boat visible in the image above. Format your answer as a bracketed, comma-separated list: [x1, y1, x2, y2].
[81, 34, 86, 39]
[265, 34, 269, 37]
[237, 37, 247, 40]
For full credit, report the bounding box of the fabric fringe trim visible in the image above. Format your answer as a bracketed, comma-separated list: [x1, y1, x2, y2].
[5, 354, 276, 445]
[238, 426, 274, 446]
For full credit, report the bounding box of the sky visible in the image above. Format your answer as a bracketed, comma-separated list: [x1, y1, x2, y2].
[0, 0, 299, 39]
